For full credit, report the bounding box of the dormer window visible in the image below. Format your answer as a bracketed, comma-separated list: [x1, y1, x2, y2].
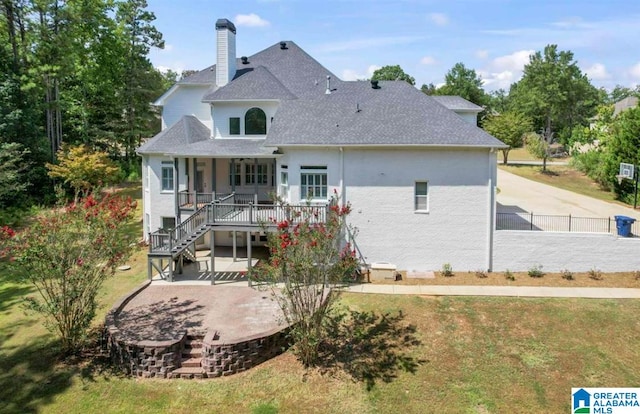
[245, 107, 266, 135]
[229, 117, 240, 135]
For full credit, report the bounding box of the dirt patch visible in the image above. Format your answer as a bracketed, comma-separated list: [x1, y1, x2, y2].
[376, 271, 640, 288]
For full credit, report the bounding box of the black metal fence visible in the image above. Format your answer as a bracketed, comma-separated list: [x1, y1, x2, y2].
[496, 212, 639, 236]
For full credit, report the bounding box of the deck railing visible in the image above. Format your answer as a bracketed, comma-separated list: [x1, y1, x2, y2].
[496, 212, 638, 235]
[178, 191, 216, 209]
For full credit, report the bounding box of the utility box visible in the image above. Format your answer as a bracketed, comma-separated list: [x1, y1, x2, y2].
[370, 262, 397, 281]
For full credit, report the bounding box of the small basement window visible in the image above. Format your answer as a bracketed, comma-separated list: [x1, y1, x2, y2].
[415, 181, 428, 211]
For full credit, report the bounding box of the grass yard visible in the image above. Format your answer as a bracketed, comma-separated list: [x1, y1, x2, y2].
[1, 285, 639, 414]
[505, 147, 569, 163]
[499, 164, 622, 205]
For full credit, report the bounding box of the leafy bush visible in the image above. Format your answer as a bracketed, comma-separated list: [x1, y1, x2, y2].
[528, 264, 545, 278]
[560, 269, 574, 280]
[441, 263, 454, 277]
[504, 269, 515, 281]
[588, 268, 603, 281]
[633, 270, 640, 281]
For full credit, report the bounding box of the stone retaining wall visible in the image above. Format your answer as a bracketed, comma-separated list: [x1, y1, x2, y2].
[200, 327, 290, 377]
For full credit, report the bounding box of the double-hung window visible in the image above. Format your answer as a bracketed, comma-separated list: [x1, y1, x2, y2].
[415, 181, 428, 211]
[280, 166, 289, 199]
[161, 161, 174, 191]
[229, 117, 240, 135]
[245, 164, 268, 185]
[300, 166, 327, 200]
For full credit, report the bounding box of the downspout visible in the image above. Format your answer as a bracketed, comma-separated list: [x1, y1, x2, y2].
[339, 147, 345, 206]
[486, 148, 495, 271]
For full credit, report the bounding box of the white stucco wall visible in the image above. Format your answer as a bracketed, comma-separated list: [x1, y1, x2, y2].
[211, 102, 279, 138]
[161, 85, 212, 131]
[279, 147, 496, 272]
[494, 231, 640, 272]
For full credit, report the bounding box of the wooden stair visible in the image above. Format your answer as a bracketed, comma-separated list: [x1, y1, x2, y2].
[170, 334, 205, 379]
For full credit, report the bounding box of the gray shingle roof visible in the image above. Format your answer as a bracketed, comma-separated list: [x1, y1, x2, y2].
[178, 41, 336, 99]
[431, 95, 484, 112]
[265, 81, 505, 148]
[613, 96, 638, 117]
[202, 66, 297, 101]
[138, 115, 210, 154]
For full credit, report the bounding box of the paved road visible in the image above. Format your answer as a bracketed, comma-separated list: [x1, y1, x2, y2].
[496, 169, 640, 220]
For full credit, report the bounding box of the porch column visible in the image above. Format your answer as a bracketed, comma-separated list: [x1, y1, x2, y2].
[232, 231, 237, 262]
[247, 231, 252, 287]
[254, 158, 258, 199]
[231, 158, 236, 193]
[212, 158, 217, 194]
[210, 229, 215, 285]
[174, 158, 181, 224]
[192, 157, 197, 193]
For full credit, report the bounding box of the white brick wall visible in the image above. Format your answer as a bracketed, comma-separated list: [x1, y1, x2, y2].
[144, 156, 188, 236]
[280, 147, 496, 272]
[494, 231, 640, 272]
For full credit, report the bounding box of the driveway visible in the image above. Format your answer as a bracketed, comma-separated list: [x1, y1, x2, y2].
[496, 169, 640, 219]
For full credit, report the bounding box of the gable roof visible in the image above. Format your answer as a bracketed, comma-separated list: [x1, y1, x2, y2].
[613, 96, 638, 117]
[202, 65, 297, 102]
[138, 115, 210, 154]
[431, 95, 484, 112]
[266, 81, 505, 148]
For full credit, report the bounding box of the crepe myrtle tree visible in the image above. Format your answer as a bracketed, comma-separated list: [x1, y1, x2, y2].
[249, 192, 359, 367]
[1, 194, 136, 354]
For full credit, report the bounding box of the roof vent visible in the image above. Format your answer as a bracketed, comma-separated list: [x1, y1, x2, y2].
[241, 56, 249, 64]
[279, 41, 288, 50]
[325, 75, 331, 95]
[371, 80, 380, 89]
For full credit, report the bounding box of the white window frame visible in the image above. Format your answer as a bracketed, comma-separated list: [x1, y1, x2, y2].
[300, 166, 328, 201]
[280, 168, 289, 200]
[229, 162, 241, 186]
[415, 181, 429, 212]
[161, 162, 174, 192]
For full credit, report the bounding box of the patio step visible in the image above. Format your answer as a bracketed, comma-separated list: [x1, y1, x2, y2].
[170, 366, 206, 379]
[180, 357, 202, 368]
[182, 347, 202, 358]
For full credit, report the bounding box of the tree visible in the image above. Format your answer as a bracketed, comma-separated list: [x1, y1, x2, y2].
[371, 65, 415, 85]
[509, 45, 600, 144]
[486, 88, 510, 115]
[3, 193, 136, 353]
[603, 106, 640, 202]
[250, 196, 359, 367]
[434, 62, 488, 107]
[0, 142, 30, 207]
[525, 132, 550, 171]
[46, 144, 121, 197]
[420, 83, 436, 95]
[483, 111, 532, 164]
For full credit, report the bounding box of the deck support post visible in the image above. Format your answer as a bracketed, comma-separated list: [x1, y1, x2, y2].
[210, 229, 215, 285]
[247, 231, 252, 287]
[147, 258, 153, 280]
[168, 257, 173, 282]
[232, 231, 237, 262]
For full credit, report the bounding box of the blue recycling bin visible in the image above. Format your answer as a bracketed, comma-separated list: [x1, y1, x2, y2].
[614, 215, 636, 237]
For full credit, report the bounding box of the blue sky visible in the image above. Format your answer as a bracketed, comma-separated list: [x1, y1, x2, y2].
[147, 0, 640, 91]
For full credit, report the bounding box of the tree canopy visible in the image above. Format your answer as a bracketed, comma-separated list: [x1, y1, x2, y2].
[371, 65, 415, 85]
[482, 111, 533, 164]
[433, 62, 488, 107]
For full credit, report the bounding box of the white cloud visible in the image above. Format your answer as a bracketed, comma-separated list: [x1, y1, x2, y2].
[234, 13, 270, 28]
[428, 13, 449, 27]
[585, 63, 610, 80]
[317, 36, 423, 53]
[163, 44, 174, 52]
[156, 64, 185, 75]
[479, 49, 533, 90]
[341, 65, 380, 81]
[420, 56, 437, 65]
[475, 49, 489, 60]
[630, 62, 640, 80]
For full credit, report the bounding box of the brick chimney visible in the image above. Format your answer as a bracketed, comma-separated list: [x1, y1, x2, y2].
[215, 18, 236, 87]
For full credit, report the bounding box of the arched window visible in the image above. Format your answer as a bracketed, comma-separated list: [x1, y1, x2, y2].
[245, 107, 267, 135]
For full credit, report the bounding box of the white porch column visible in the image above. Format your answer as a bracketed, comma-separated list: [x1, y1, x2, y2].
[232, 230, 237, 262]
[254, 158, 258, 198]
[231, 158, 236, 193]
[247, 231, 252, 287]
[173, 158, 180, 224]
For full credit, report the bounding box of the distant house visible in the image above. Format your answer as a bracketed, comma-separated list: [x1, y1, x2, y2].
[613, 96, 639, 117]
[137, 18, 505, 277]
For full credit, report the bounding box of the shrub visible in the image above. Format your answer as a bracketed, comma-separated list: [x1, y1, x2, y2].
[441, 263, 454, 277]
[560, 269, 574, 280]
[588, 267, 603, 280]
[634, 270, 640, 281]
[475, 269, 488, 278]
[504, 269, 515, 281]
[528, 264, 545, 278]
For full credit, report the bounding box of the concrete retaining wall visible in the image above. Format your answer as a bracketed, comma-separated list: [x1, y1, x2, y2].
[494, 231, 640, 272]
